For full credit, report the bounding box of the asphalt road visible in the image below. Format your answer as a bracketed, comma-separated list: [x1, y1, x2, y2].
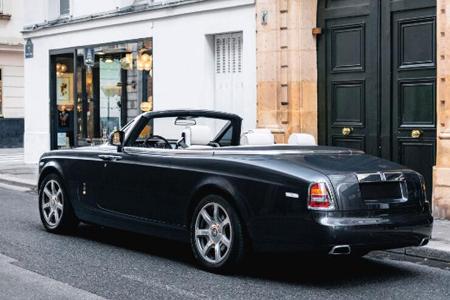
[0, 185, 449, 300]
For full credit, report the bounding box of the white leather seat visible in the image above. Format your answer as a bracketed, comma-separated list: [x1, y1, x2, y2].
[183, 125, 213, 148]
[240, 129, 275, 146]
[288, 133, 317, 146]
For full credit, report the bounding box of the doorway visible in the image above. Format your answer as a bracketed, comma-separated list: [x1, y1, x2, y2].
[317, 0, 436, 199]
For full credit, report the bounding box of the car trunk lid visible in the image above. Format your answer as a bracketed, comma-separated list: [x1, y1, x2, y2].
[274, 151, 426, 211]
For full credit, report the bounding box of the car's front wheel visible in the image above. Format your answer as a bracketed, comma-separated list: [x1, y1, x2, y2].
[39, 174, 79, 233]
[190, 195, 246, 273]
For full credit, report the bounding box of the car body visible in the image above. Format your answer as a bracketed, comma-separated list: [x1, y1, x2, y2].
[38, 110, 433, 272]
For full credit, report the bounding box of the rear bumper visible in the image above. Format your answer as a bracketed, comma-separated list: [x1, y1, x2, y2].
[314, 211, 433, 253]
[250, 210, 433, 253]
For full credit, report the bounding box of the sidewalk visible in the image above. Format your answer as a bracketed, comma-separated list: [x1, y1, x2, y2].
[0, 148, 37, 189]
[389, 220, 450, 263]
[0, 148, 449, 263]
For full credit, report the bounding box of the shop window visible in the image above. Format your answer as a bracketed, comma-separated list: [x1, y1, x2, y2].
[52, 54, 75, 149]
[50, 39, 153, 149]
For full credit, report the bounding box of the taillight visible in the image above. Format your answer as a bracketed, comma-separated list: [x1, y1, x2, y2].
[308, 182, 334, 210]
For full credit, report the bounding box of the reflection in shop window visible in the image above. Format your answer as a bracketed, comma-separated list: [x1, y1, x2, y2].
[51, 39, 153, 150]
[74, 39, 153, 147]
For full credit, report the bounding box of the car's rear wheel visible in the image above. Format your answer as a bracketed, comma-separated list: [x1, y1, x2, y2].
[39, 174, 79, 233]
[190, 195, 246, 273]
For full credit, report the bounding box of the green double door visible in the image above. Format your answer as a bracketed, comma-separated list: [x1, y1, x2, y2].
[318, 0, 436, 198]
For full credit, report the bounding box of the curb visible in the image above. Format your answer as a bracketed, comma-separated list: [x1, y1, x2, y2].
[386, 243, 450, 263]
[0, 176, 36, 191]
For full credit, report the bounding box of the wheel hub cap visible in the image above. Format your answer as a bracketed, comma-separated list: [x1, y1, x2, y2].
[210, 224, 221, 241]
[194, 202, 232, 264]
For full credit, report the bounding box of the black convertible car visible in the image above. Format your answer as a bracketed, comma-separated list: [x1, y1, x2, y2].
[38, 110, 433, 272]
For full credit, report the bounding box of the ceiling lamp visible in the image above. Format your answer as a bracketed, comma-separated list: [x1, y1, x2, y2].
[120, 53, 133, 70]
[137, 49, 152, 72]
[56, 63, 67, 77]
[103, 56, 114, 64]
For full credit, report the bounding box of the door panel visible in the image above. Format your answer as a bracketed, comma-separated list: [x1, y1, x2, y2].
[391, 5, 436, 199]
[398, 20, 435, 68]
[98, 149, 169, 221]
[332, 136, 365, 150]
[331, 81, 365, 126]
[323, 6, 379, 155]
[331, 24, 365, 73]
[318, 0, 436, 200]
[399, 80, 435, 127]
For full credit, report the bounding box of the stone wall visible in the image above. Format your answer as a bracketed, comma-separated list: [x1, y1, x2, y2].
[434, 0, 450, 219]
[256, 0, 318, 143]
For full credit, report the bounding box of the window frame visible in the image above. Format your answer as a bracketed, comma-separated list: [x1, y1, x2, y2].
[124, 112, 241, 149]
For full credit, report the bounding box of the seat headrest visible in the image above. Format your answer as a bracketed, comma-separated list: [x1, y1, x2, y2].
[240, 131, 275, 146]
[247, 128, 272, 135]
[288, 133, 317, 146]
[186, 125, 213, 146]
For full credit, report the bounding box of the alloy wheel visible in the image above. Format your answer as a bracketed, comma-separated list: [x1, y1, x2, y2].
[41, 180, 64, 229]
[194, 202, 232, 264]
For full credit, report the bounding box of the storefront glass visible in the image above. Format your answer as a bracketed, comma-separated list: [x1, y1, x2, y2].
[51, 39, 153, 149]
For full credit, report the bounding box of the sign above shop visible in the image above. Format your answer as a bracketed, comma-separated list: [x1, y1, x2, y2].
[25, 39, 33, 59]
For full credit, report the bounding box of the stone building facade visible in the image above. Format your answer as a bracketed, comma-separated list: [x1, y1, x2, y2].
[256, 0, 450, 219]
[0, 0, 25, 148]
[435, 0, 450, 218]
[256, 0, 318, 143]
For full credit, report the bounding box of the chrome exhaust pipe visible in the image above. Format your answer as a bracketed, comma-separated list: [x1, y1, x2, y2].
[329, 245, 351, 255]
[419, 238, 430, 247]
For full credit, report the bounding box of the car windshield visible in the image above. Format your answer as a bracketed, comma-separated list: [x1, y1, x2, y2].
[128, 116, 233, 149]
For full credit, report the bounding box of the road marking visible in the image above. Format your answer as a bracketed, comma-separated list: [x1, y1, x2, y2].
[123, 274, 208, 299]
[0, 253, 106, 300]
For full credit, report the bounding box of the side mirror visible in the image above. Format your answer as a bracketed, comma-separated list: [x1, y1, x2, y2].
[110, 130, 125, 152]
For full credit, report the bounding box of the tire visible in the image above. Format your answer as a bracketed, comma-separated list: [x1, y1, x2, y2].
[38, 173, 79, 234]
[190, 195, 246, 273]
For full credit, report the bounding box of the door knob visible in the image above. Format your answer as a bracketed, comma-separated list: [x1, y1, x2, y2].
[342, 127, 353, 136]
[411, 129, 422, 139]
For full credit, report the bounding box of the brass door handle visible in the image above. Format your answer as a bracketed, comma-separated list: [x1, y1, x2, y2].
[411, 129, 422, 139]
[342, 127, 353, 136]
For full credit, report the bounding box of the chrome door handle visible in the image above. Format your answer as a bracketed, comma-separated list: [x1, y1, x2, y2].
[98, 154, 123, 161]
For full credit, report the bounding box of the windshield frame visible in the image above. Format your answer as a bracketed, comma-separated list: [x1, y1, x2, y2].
[123, 110, 242, 147]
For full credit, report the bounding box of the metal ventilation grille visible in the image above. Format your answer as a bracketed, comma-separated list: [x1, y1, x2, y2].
[60, 0, 70, 16]
[215, 33, 243, 74]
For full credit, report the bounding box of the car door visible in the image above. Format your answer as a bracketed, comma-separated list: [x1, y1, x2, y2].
[96, 146, 170, 222]
[65, 149, 109, 214]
